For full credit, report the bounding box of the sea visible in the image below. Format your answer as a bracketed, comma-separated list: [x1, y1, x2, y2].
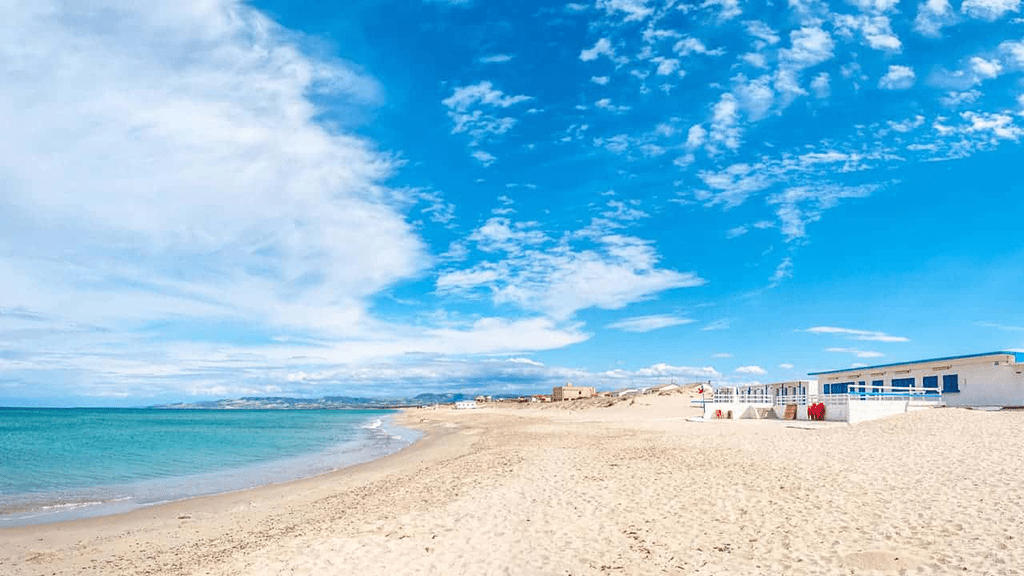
[0, 408, 419, 527]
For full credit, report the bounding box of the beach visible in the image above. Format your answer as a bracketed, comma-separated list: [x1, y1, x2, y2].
[2, 395, 1023, 575]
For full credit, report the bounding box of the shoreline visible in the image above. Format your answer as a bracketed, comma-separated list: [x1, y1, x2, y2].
[0, 410, 421, 528]
[0, 409, 446, 538]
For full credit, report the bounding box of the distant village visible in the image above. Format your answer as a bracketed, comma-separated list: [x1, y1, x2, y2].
[453, 381, 708, 409]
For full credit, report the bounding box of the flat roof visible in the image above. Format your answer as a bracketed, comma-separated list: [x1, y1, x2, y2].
[808, 351, 1024, 376]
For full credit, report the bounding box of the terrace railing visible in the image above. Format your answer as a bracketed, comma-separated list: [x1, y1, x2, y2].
[705, 386, 944, 407]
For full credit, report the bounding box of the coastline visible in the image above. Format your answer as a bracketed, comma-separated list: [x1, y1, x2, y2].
[0, 409, 459, 573]
[3, 398, 1023, 575]
[0, 410, 422, 528]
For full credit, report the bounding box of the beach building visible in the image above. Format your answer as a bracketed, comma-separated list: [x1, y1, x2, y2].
[552, 382, 596, 401]
[707, 381, 819, 421]
[454, 401, 478, 410]
[703, 351, 1024, 423]
[810, 351, 1024, 408]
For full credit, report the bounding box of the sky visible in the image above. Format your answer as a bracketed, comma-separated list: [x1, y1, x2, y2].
[1, 0, 1023, 406]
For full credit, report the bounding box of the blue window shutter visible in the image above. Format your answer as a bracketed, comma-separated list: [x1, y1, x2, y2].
[942, 374, 960, 393]
[872, 380, 883, 393]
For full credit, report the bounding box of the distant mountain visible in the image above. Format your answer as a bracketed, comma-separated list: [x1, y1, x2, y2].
[150, 392, 482, 410]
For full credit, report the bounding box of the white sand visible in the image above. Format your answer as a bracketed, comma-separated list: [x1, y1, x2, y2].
[2, 396, 1023, 575]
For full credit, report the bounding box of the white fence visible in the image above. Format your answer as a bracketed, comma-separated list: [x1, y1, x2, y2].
[737, 383, 942, 405]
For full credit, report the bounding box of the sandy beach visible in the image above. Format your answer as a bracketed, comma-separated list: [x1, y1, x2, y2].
[2, 395, 1023, 575]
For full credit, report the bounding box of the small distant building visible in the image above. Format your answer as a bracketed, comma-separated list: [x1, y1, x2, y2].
[454, 401, 478, 410]
[552, 382, 596, 401]
[809, 351, 1024, 407]
[648, 383, 681, 394]
[612, 388, 639, 397]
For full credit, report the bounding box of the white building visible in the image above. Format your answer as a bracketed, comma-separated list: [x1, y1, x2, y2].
[454, 401, 478, 410]
[809, 351, 1024, 408]
[734, 380, 818, 403]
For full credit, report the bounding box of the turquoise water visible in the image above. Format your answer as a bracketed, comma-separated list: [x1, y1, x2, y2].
[0, 408, 417, 526]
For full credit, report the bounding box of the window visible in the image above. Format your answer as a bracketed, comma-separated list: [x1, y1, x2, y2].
[892, 377, 915, 391]
[824, 383, 831, 395]
[942, 374, 960, 393]
[872, 380, 883, 394]
[923, 376, 939, 395]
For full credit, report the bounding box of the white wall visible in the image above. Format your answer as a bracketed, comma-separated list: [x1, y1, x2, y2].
[814, 355, 1024, 408]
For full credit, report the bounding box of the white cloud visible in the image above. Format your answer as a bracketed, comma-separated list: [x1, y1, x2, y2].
[595, 98, 632, 112]
[713, 353, 734, 358]
[805, 326, 910, 342]
[743, 20, 781, 47]
[914, 0, 958, 37]
[976, 321, 1024, 332]
[848, 0, 902, 10]
[437, 219, 706, 319]
[736, 365, 767, 375]
[686, 124, 708, 149]
[1002, 40, 1024, 66]
[768, 184, 879, 241]
[733, 74, 776, 121]
[888, 115, 926, 133]
[969, 56, 1004, 80]
[467, 218, 547, 252]
[597, 0, 654, 21]
[960, 111, 1023, 140]
[741, 52, 769, 68]
[479, 54, 514, 63]
[0, 0, 431, 348]
[767, 257, 794, 287]
[580, 38, 618, 62]
[702, 319, 731, 331]
[833, 14, 902, 52]
[774, 27, 835, 106]
[779, 363, 795, 369]
[810, 72, 831, 98]
[472, 150, 498, 166]
[726, 226, 749, 239]
[701, 0, 743, 20]
[961, 0, 1021, 21]
[673, 37, 716, 56]
[780, 27, 836, 69]
[710, 93, 742, 151]
[443, 81, 532, 111]
[826, 347, 885, 358]
[940, 89, 983, 107]
[442, 81, 532, 149]
[591, 75, 611, 85]
[653, 57, 681, 75]
[607, 314, 695, 332]
[878, 65, 916, 90]
[601, 363, 721, 381]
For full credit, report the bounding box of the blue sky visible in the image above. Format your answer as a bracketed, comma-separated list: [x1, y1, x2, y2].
[1, 0, 1023, 406]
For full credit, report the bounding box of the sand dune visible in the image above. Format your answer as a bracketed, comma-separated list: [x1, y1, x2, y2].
[2, 398, 1022, 575]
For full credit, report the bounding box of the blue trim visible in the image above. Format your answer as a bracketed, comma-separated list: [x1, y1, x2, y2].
[808, 351, 1023, 376]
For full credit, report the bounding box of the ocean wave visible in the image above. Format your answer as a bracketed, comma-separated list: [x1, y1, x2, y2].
[360, 418, 383, 430]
